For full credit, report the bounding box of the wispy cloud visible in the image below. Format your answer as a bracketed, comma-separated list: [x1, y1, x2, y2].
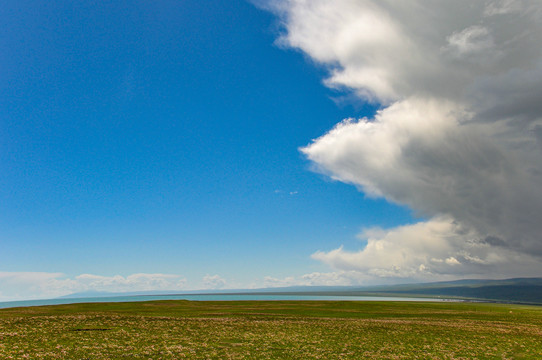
[266, 0, 542, 280]
[264, 271, 370, 288]
[202, 274, 227, 289]
[0, 272, 186, 301]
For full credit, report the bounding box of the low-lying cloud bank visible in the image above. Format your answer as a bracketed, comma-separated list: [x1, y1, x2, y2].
[263, 0, 542, 280]
[0, 271, 366, 301]
[312, 218, 542, 281]
[0, 272, 187, 301]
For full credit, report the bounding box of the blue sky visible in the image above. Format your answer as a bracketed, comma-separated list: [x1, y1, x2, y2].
[3, 0, 542, 300]
[1, 0, 414, 299]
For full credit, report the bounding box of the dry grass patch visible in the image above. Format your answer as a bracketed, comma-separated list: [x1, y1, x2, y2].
[0, 300, 541, 359]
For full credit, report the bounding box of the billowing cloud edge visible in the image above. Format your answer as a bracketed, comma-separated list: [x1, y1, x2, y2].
[264, 0, 542, 281]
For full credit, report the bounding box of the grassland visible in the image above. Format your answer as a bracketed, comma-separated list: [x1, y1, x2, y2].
[1, 300, 541, 359]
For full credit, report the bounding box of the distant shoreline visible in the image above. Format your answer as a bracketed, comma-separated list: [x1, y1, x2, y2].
[0, 293, 457, 310]
[4, 277, 541, 309]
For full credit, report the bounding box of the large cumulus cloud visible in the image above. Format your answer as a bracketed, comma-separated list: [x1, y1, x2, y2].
[264, 0, 542, 279]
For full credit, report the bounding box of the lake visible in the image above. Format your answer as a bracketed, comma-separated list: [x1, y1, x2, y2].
[0, 293, 455, 309]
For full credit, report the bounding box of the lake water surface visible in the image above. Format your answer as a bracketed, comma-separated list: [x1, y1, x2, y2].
[0, 294, 454, 309]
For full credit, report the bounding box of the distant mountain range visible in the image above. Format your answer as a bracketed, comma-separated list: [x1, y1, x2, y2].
[273, 278, 542, 304]
[60, 277, 542, 305]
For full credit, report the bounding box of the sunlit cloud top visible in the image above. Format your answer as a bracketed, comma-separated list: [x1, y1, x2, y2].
[264, 0, 542, 280]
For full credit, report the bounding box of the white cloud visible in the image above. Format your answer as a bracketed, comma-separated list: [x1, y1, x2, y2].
[202, 274, 226, 289]
[264, 276, 299, 288]
[264, 271, 367, 287]
[0, 272, 187, 302]
[312, 218, 542, 281]
[443, 26, 495, 60]
[0, 272, 80, 301]
[271, 0, 542, 103]
[74, 273, 186, 293]
[445, 257, 461, 266]
[265, 0, 542, 280]
[484, 0, 524, 16]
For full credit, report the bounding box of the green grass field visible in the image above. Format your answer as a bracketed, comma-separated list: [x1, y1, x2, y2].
[1, 300, 541, 359]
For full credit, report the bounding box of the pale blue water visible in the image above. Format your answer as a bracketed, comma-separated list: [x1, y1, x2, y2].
[0, 294, 453, 309]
